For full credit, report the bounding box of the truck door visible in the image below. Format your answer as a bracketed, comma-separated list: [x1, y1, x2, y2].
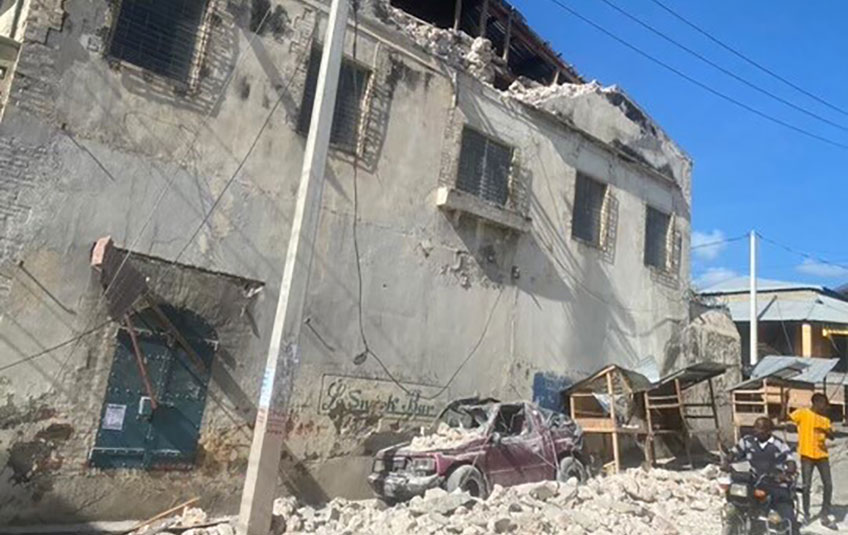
[485, 404, 549, 486]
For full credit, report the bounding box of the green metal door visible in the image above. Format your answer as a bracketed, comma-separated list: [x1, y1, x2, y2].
[90, 306, 215, 470]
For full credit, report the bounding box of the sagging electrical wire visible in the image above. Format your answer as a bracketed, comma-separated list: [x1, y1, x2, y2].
[347, 0, 505, 402]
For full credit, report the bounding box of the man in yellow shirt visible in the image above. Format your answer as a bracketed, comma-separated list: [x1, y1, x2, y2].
[788, 393, 834, 526]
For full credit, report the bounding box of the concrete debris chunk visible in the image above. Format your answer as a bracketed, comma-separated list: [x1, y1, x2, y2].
[180, 507, 208, 527]
[405, 422, 483, 452]
[130, 466, 738, 535]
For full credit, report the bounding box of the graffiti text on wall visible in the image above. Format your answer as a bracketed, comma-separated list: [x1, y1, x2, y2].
[319, 373, 443, 420]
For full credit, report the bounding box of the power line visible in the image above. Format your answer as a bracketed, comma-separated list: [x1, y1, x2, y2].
[691, 234, 747, 250]
[0, 321, 113, 373]
[596, 0, 848, 134]
[42, 6, 280, 382]
[542, 0, 848, 151]
[648, 0, 848, 120]
[348, 4, 505, 401]
[757, 233, 848, 272]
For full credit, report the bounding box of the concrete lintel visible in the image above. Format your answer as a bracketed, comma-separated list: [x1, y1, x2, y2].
[436, 186, 530, 232]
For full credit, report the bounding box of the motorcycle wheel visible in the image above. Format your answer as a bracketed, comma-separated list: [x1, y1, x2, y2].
[721, 514, 750, 535]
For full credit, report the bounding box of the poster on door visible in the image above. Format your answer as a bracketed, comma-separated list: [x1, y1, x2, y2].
[102, 403, 127, 431]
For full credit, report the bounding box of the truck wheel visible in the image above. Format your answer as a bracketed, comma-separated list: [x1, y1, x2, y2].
[557, 456, 587, 484]
[445, 465, 488, 498]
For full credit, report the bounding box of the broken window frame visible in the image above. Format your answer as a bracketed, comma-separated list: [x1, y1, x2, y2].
[571, 173, 608, 249]
[297, 45, 372, 155]
[644, 205, 671, 271]
[455, 126, 514, 207]
[107, 0, 213, 86]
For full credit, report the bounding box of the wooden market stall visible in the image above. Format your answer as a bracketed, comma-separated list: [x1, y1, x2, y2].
[562, 362, 727, 474]
[730, 356, 841, 441]
[643, 362, 727, 465]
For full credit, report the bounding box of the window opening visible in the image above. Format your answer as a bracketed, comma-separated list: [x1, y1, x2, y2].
[109, 0, 208, 83]
[456, 127, 513, 206]
[493, 405, 528, 436]
[572, 173, 607, 246]
[297, 46, 370, 153]
[644, 206, 671, 270]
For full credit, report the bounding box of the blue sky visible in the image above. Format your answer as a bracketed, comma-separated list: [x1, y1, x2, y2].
[510, 0, 848, 290]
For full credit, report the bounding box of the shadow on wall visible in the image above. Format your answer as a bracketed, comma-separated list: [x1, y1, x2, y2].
[449, 82, 687, 370]
[107, 1, 240, 117]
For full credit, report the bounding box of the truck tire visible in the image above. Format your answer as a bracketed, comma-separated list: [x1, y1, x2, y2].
[445, 465, 488, 498]
[557, 456, 587, 484]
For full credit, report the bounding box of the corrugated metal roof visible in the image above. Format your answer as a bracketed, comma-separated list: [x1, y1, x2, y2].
[660, 362, 728, 391]
[752, 356, 840, 384]
[730, 357, 839, 390]
[699, 276, 824, 294]
[723, 292, 848, 324]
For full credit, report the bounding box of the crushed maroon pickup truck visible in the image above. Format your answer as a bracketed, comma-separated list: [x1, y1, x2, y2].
[367, 398, 587, 501]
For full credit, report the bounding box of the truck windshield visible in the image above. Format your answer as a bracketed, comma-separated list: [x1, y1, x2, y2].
[438, 403, 495, 430]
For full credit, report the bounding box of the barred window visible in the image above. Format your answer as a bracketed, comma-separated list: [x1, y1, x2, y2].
[109, 0, 208, 82]
[644, 206, 671, 269]
[456, 128, 513, 206]
[572, 173, 607, 247]
[298, 47, 370, 153]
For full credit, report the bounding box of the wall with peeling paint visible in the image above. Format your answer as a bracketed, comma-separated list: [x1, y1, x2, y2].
[0, 0, 692, 524]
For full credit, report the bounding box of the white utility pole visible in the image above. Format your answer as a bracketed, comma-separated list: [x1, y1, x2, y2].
[749, 230, 758, 367]
[237, 1, 350, 533]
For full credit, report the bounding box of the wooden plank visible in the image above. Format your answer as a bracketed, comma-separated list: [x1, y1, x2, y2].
[479, 0, 489, 37]
[647, 403, 682, 410]
[675, 379, 692, 469]
[644, 391, 655, 467]
[129, 498, 199, 533]
[574, 417, 616, 431]
[453, 0, 462, 32]
[606, 371, 620, 474]
[124, 314, 159, 411]
[647, 395, 680, 402]
[502, 8, 513, 61]
[708, 379, 720, 434]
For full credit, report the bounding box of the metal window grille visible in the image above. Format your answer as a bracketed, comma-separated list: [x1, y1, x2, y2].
[298, 47, 371, 153]
[572, 173, 607, 246]
[644, 206, 671, 269]
[109, 0, 208, 83]
[456, 128, 513, 206]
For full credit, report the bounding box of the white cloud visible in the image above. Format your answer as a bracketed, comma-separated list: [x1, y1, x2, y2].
[692, 229, 727, 261]
[694, 267, 738, 289]
[795, 258, 848, 279]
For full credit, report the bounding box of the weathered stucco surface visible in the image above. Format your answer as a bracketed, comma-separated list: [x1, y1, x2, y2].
[0, 0, 693, 524]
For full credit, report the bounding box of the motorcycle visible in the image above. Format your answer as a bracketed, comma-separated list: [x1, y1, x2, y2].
[717, 467, 798, 535]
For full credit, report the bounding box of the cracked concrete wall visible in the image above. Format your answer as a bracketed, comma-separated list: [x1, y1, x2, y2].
[0, 0, 691, 524]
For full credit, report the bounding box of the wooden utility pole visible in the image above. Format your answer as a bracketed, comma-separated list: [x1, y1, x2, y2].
[237, 0, 350, 533]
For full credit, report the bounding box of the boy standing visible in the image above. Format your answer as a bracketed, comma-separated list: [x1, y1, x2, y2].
[789, 393, 834, 526]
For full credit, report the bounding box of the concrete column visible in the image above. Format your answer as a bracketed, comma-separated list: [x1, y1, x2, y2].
[236, 0, 350, 533]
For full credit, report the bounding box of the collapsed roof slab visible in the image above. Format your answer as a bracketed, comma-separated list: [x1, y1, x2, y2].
[508, 81, 692, 188]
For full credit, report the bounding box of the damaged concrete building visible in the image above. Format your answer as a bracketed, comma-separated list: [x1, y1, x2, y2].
[0, 0, 698, 524]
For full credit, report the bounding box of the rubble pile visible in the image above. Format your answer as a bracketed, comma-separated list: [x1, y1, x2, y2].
[134, 466, 723, 535]
[375, 1, 494, 81]
[406, 422, 484, 452]
[506, 80, 618, 107]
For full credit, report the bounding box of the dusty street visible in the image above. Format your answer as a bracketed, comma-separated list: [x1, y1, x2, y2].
[127, 428, 848, 535]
